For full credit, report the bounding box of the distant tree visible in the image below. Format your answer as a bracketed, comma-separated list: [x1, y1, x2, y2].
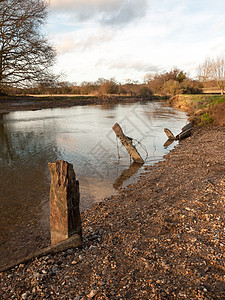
[0, 0, 56, 93]
[181, 79, 202, 94]
[145, 68, 200, 95]
[162, 79, 180, 95]
[197, 57, 212, 85]
[138, 85, 153, 98]
[79, 81, 98, 95]
[211, 55, 225, 94]
[198, 55, 225, 94]
[145, 68, 186, 94]
[99, 79, 118, 95]
[177, 71, 186, 82]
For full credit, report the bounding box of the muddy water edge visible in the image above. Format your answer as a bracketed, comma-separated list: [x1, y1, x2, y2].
[0, 100, 188, 269]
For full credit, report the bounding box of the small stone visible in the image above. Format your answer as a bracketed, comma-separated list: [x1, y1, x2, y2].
[67, 249, 74, 254]
[21, 292, 28, 299]
[50, 266, 58, 275]
[87, 290, 98, 298]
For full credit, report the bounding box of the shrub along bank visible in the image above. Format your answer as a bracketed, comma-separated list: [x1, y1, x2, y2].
[170, 94, 225, 126]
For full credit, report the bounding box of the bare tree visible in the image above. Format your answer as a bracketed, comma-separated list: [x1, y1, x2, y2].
[197, 57, 212, 84]
[198, 55, 225, 94]
[0, 0, 56, 93]
[211, 55, 225, 95]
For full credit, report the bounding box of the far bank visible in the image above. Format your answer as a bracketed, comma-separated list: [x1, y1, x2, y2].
[0, 94, 165, 115]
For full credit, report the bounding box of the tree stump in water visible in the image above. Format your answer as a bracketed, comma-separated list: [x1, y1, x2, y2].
[112, 123, 144, 164]
[48, 160, 82, 245]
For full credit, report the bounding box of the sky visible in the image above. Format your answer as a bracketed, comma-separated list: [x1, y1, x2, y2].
[47, 0, 225, 84]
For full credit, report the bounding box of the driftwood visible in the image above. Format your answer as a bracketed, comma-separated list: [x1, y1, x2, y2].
[0, 234, 82, 272]
[164, 128, 175, 140]
[175, 128, 192, 140]
[164, 122, 193, 141]
[182, 122, 193, 132]
[112, 123, 144, 164]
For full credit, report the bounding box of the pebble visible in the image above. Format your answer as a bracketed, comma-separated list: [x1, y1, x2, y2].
[21, 292, 28, 299]
[87, 290, 98, 298]
[67, 249, 74, 254]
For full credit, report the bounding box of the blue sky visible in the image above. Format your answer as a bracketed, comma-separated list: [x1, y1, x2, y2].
[47, 0, 225, 84]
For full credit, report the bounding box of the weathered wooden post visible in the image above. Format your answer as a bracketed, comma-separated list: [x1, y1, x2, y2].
[48, 160, 82, 245]
[112, 123, 144, 164]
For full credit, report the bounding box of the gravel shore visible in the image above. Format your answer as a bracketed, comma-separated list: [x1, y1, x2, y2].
[0, 125, 225, 299]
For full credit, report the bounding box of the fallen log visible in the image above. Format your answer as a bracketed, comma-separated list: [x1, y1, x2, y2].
[164, 128, 176, 140]
[164, 122, 193, 141]
[182, 122, 193, 132]
[112, 123, 144, 164]
[175, 127, 192, 140]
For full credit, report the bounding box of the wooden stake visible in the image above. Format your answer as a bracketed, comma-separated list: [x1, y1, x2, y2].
[48, 160, 82, 245]
[112, 123, 144, 164]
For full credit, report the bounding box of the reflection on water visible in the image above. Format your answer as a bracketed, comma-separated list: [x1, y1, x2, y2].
[0, 101, 187, 269]
[164, 138, 175, 148]
[113, 162, 143, 190]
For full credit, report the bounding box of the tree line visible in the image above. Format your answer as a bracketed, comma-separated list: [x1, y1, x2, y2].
[0, 0, 225, 97]
[18, 69, 202, 97]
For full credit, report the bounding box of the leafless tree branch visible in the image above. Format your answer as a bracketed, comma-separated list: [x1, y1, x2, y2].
[0, 0, 56, 92]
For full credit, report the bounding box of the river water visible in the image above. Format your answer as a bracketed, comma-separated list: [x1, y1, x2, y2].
[0, 101, 187, 269]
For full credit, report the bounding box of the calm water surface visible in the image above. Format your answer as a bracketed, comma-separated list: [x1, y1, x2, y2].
[0, 101, 187, 268]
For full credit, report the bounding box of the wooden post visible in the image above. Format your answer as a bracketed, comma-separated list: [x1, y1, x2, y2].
[112, 123, 144, 164]
[48, 160, 82, 245]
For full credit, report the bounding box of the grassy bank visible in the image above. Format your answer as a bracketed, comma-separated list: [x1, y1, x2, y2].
[169, 94, 225, 126]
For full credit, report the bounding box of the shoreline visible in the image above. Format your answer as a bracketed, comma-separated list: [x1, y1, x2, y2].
[1, 124, 225, 299]
[0, 95, 163, 115]
[0, 95, 224, 299]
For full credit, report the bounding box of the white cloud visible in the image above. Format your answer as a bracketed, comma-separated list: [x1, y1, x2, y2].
[50, 0, 148, 26]
[57, 38, 76, 54]
[51, 0, 122, 11]
[48, 0, 225, 82]
[54, 27, 116, 55]
[109, 61, 160, 73]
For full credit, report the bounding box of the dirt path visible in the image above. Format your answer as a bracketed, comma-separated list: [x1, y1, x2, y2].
[0, 125, 225, 299]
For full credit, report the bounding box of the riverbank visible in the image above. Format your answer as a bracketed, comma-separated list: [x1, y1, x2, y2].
[170, 94, 225, 126]
[0, 95, 161, 115]
[0, 124, 225, 299]
[0, 95, 225, 299]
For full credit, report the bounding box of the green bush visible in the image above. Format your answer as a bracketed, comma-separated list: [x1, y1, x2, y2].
[199, 113, 213, 126]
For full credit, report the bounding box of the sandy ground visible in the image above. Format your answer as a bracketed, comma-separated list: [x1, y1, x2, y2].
[0, 125, 225, 299]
